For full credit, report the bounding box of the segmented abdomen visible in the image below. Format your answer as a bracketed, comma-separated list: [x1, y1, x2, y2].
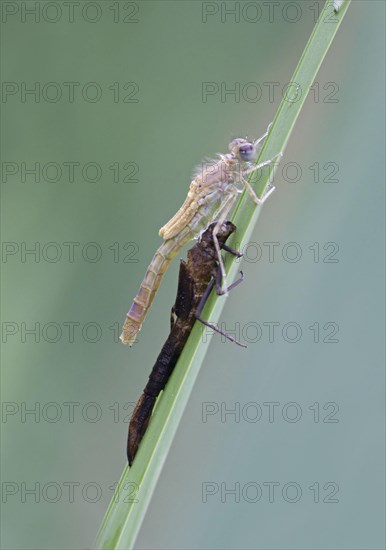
[120, 226, 195, 345]
[120, 188, 224, 346]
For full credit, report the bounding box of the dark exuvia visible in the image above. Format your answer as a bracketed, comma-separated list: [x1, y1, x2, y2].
[127, 221, 245, 465]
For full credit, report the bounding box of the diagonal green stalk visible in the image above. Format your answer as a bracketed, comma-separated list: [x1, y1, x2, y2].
[94, 2, 350, 548]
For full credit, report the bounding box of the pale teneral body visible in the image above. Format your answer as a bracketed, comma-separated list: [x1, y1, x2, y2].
[120, 124, 282, 345]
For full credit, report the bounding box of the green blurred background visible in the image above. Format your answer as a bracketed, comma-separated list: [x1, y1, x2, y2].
[1, 1, 385, 549]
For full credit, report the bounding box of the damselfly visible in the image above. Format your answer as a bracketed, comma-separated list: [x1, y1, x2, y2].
[121, 124, 282, 345]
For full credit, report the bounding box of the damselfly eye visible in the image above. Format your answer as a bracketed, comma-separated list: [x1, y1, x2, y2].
[238, 143, 255, 162]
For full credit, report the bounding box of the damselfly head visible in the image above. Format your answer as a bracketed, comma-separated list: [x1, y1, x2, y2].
[228, 138, 256, 162]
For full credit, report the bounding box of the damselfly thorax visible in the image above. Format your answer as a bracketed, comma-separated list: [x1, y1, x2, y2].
[159, 138, 266, 241]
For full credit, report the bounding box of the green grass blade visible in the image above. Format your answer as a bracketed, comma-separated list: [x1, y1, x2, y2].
[94, 2, 351, 548]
